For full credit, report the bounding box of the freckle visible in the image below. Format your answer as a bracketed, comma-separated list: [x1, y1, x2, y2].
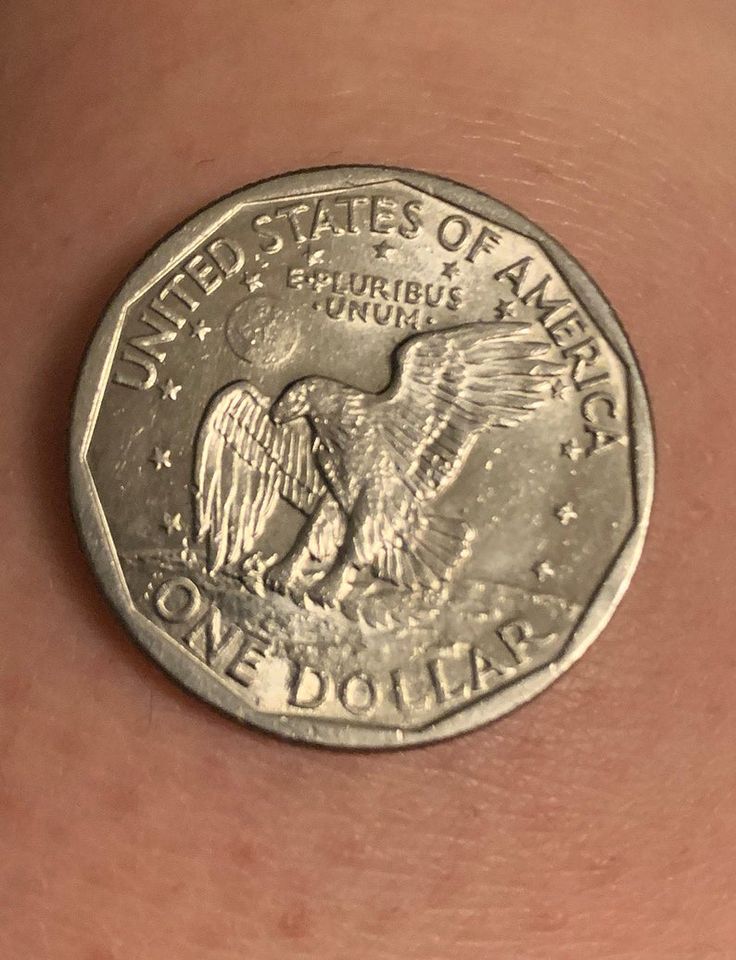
[230, 839, 257, 866]
[55, 728, 85, 760]
[105, 782, 141, 816]
[529, 909, 568, 933]
[0, 674, 31, 707]
[277, 901, 310, 940]
[85, 947, 116, 960]
[188, 921, 228, 952]
[0, 787, 21, 818]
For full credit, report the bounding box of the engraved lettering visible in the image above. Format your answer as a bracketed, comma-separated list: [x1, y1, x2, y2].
[338, 671, 377, 715]
[112, 347, 158, 390]
[396, 305, 420, 327]
[369, 275, 391, 301]
[287, 661, 329, 708]
[390, 668, 423, 713]
[183, 604, 245, 670]
[334, 194, 369, 233]
[274, 203, 310, 243]
[494, 256, 534, 293]
[496, 619, 554, 666]
[372, 303, 393, 325]
[546, 309, 588, 345]
[349, 272, 369, 296]
[370, 195, 398, 234]
[581, 391, 618, 423]
[149, 292, 188, 328]
[252, 213, 284, 253]
[399, 199, 423, 239]
[522, 275, 571, 325]
[310, 197, 345, 239]
[127, 309, 180, 363]
[184, 253, 223, 295]
[581, 391, 625, 453]
[287, 266, 305, 288]
[469, 646, 504, 690]
[424, 283, 444, 308]
[438, 214, 471, 251]
[162, 273, 201, 312]
[154, 577, 202, 623]
[348, 300, 369, 323]
[112, 234, 246, 390]
[465, 224, 502, 263]
[496, 619, 534, 665]
[227, 636, 271, 687]
[325, 295, 345, 319]
[426, 657, 466, 704]
[447, 286, 463, 311]
[207, 237, 245, 277]
[562, 337, 605, 388]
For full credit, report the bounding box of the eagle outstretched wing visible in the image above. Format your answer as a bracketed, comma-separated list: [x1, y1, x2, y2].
[380, 320, 563, 500]
[194, 382, 325, 573]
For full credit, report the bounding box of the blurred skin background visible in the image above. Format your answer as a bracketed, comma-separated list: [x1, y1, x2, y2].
[1, 2, 735, 958]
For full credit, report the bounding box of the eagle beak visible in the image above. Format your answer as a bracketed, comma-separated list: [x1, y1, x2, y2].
[272, 390, 308, 425]
[271, 402, 296, 425]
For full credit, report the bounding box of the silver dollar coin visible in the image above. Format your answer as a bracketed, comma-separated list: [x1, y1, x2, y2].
[70, 166, 654, 748]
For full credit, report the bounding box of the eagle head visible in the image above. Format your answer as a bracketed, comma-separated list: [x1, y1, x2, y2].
[271, 378, 321, 424]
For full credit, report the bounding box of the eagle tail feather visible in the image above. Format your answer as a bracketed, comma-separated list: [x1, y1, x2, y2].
[374, 512, 472, 590]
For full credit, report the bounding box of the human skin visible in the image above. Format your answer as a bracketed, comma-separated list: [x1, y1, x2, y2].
[1, 1, 735, 957]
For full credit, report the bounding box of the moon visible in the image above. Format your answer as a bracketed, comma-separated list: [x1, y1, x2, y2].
[225, 295, 299, 367]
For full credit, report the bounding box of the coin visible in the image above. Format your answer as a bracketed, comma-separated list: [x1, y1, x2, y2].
[70, 166, 654, 748]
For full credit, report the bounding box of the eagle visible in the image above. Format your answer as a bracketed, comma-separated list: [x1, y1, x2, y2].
[193, 320, 561, 608]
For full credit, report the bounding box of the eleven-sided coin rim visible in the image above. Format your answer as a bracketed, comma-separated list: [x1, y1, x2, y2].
[69, 165, 654, 749]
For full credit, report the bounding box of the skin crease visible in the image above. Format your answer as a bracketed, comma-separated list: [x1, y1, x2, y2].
[1, 0, 735, 957]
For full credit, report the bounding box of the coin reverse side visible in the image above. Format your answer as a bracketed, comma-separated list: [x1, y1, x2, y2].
[70, 166, 654, 748]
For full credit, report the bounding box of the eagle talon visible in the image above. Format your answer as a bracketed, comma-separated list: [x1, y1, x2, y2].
[307, 576, 348, 610]
[264, 559, 304, 596]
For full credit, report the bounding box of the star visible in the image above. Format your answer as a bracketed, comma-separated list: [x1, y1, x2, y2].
[304, 246, 325, 266]
[561, 439, 584, 461]
[149, 447, 172, 470]
[190, 319, 212, 341]
[532, 560, 555, 583]
[373, 240, 394, 260]
[242, 271, 263, 293]
[551, 378, 570, 401]
[555, 502, 578, 525]
[494, 299, 517, 321]
[159, 379, 181, 401]
[441, 261, 459, 280]
[550, 377, 568, 400]
[161, 512, 182, 535]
